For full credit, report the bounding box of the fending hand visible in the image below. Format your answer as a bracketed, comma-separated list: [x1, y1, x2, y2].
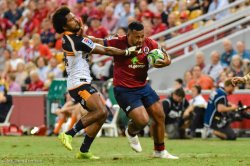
[125, 46, 142, 56]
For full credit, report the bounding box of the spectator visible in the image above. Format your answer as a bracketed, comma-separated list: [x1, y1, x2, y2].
[8, 50, 25, 74]
[114, 2, 134, 31]
[236, 41, 250, 65]
[165, 13, 177, 39]
[194, 52, 206, 70]
[32, 33, 52, 60]
[155, 0, 168, 25]
[178, 11, 193, 34]
[2, 49, 12, 78]
[34, 0, 49, 22]
[40, 18, 56, 47]
[18, 36, 33, 62]
[15, 62, 28, 90]
[36, 57, 49, 82]
[162, 88, 189, 139]
[0, 83, 12, 123]
[23, 10, 40, 36]
[84, 0, 102, 18]
[47, 57, 63, 79]
[86, 15, 108, 38]
[148, 0, 159, 14]
[229, 55, 245, 89]
[203, 51, 223, 82]
[187, 0, 202, 12]
[3, 0, 22, 24]
[208, 0, 230, 20]
[183, 85, 207, 137]
[0, 16, 13, 37]
[0, 36, 11, 73]
[137, 0, 154, 21]
[183, 71, 192, 88]
[114, 0, 134, 18]
[5, 74, 21, 92]
[220, 39, 236, 68]
[188, 66, 214, 90]
[152, 14, 167, 35]
[28, 70, 44, 91]
[173, 78, 184, 90]
[101, 6, 118, 33]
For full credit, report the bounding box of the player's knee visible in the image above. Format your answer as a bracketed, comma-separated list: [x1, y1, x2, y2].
[154, 110, 165, 124]
[137, 117, 149, 128]
[98, 106, 108, 120]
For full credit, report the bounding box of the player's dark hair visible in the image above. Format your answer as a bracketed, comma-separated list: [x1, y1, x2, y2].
[52, 6, 70, 33]
[224, 79, 233, 87]
[175, 78, 183, 85]
[173, 88, 185, 98]
[193, 85, 202, 94]
[128, 21, 144, 31]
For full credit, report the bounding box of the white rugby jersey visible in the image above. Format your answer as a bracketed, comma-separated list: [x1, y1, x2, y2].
[62, 32, 96, 89]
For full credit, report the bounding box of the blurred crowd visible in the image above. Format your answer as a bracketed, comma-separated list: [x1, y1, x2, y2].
[175, 39, 250, 91]
[0, 0, 249, 93]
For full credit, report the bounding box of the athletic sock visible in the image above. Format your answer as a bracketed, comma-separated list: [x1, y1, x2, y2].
[128, 129, 136, 137]
[65, 120, 84, 137]
[80, 135, 95, 153]
[154, 143, 165, 151]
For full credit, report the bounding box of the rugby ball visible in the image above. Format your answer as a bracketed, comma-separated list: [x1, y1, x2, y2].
[147, 49, 165, 66]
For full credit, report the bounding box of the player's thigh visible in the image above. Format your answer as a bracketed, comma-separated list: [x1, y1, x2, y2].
[141, 85, 164, 121]
[128, 106, 150, 126]
[146, 101, 165, 123]
[69, 84, 106, 112]
[114, 87, 149, 125]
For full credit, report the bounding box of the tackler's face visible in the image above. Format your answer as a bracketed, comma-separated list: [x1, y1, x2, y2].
[128, 30, 145, 48]
[65, 12, 81, 33]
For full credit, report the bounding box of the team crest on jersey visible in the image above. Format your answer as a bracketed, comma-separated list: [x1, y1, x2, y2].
[82, 38, 94, 48]
[143, 46, 150, 54]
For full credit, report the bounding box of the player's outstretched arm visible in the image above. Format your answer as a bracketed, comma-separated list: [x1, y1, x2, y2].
[153, 48, 171, 68]
[92, 44, 138, 57]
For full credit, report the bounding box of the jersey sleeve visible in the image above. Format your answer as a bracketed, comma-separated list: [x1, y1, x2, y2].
[74, 36, 96, 53]
[147, 38, 159, 50]
[104, 37, 121, 48]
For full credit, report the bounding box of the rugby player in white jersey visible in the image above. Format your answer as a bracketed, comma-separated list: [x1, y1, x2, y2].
[52, 6, 138, 159]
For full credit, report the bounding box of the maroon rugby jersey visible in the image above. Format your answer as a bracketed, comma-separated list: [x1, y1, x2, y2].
[106, 36, 158, 88]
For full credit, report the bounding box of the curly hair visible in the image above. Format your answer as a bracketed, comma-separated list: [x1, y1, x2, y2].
[52, 6, 70, 33]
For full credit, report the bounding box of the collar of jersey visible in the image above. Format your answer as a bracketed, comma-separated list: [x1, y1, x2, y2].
[63, 31, 74, 35]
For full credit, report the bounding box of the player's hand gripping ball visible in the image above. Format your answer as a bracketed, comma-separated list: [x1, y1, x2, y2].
[147, 49, 165, 66]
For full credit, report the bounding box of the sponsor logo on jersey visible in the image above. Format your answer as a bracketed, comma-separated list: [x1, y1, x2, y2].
[129, 57, 145, 69]
[82, 38, 94, 48]
[143, 46, 150, 54]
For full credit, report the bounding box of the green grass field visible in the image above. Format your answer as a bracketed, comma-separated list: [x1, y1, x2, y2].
[0, 136, 250, 166]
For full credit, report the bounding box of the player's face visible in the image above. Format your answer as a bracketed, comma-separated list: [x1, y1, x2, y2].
[128, 30, 145, 47]
[64, 12, 81, 33]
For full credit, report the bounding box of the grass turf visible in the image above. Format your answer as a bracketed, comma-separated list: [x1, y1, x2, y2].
[0, 136, 250, 166]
